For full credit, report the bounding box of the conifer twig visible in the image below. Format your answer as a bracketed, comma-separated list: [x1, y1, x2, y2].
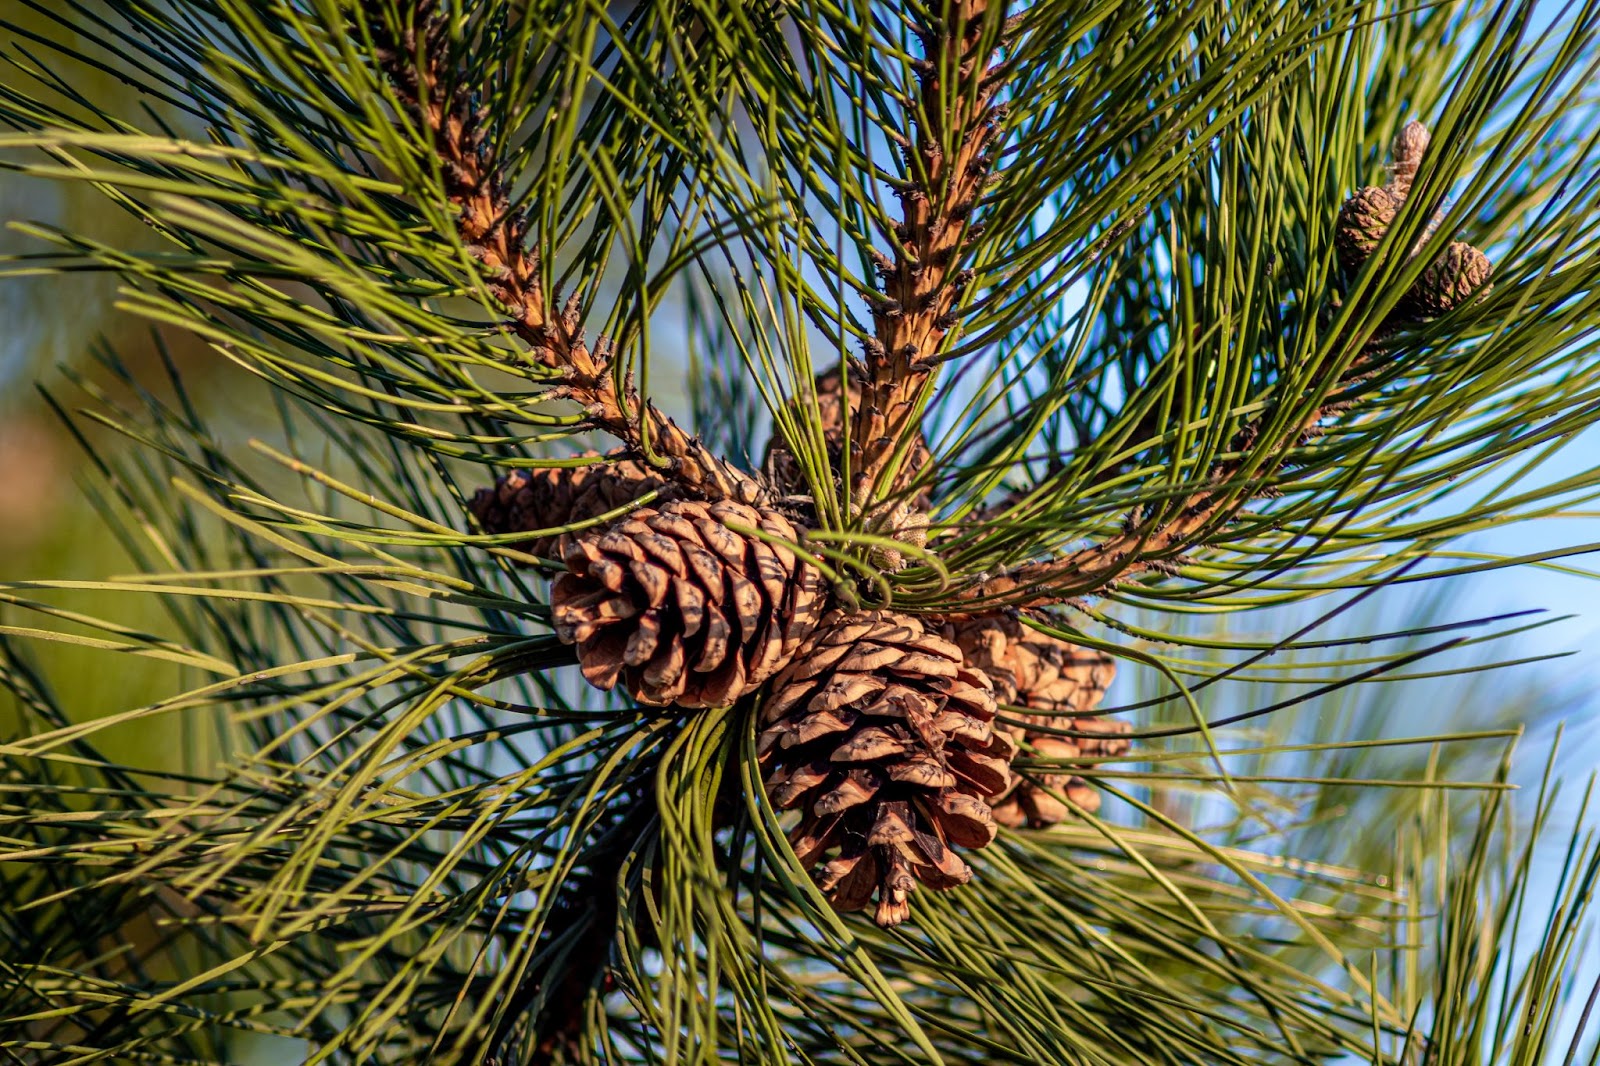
[850, 1, 1009, 500]
[972, 117, 1487, 611]
[970, 353, 1383, 607]
[370, 3, 761, 504]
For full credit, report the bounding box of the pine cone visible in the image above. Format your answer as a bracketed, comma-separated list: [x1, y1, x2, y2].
[551, 500, 825, 708]
[947, 614, 1126, 827]
[760, 610, 1015, 927]
[1389, 119, 1431, 196]
[764, 366, 931, 497]
[1335, 185, 1402, 274]
[1404, 240, 1493, 317]
[469, 452, 671, 564]
[1335, 119, 1495, 312]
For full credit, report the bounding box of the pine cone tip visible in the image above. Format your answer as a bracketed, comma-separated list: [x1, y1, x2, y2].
[761, 610, 1014, 926]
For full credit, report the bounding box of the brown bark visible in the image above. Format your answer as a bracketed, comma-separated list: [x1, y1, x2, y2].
[371, 5, 760, 504]
[850, 2, 1008, 499]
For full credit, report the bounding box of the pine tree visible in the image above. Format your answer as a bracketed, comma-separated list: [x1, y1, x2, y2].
[3, 1, 1600, 1063]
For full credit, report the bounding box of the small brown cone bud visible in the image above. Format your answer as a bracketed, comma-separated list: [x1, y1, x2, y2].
[1404, 240, 1493, 317]
[551, 500, 825, 708]
[469, 452, 671, 565]
[1335, 185, 1402, 274]
[760, 610, 1016, 927]
[764, 366, 931, 497]
[946, 614, 1126, 828]
[1390, 120, 1431, 196]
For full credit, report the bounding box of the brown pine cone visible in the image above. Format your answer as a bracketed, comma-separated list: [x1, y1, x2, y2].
[1335, 121, 1438, 275]
[1335, 185, 1402, 274]
[763, 366, 931, 497]
[1389, 119, 1431, 197]
[469, 452, 672, 564]
[759, 610, 1015, 927]
[551, 500, 825, 708]
[1404, 240, 1493, 317]
[1335, 119, 1495, 312]
[946, 613, 1126, 827]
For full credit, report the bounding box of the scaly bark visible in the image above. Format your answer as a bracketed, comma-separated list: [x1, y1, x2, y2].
[849, 2, 1009, 501]
[370, 3, 761, 504]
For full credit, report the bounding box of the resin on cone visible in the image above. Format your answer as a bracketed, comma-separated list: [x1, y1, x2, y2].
[551, 500, 825, 708]
[759, 611, 1015, 926]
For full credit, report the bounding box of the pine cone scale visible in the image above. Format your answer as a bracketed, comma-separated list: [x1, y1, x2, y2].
[831, 725, 908, 761]
[641, 637, 686, 688]
[761, 610, 1012, 926]
[947, 613, 1123, 827]
[768, 762, 831, 807]
[949, 750, 1010, 794]
[635, 529, 687, 579]
[933, 793, 997, 848]
[814, 770, 879, 814]
[623, 613, 661, 665]
[825, 851, 878, 911]
[551, 499, 824, 708]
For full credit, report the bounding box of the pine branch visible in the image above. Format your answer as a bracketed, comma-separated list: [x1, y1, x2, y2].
[850, 1, 1008, 500]
[370, 2, 762, 504]
[970, 347, 1385, 608]
[960, 120, 1479, 612]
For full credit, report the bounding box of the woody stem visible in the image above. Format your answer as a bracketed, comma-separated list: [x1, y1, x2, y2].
[849, 1, 1009, 503]
[370, 1, 758, 503]
[970, 350, 1386, 608]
